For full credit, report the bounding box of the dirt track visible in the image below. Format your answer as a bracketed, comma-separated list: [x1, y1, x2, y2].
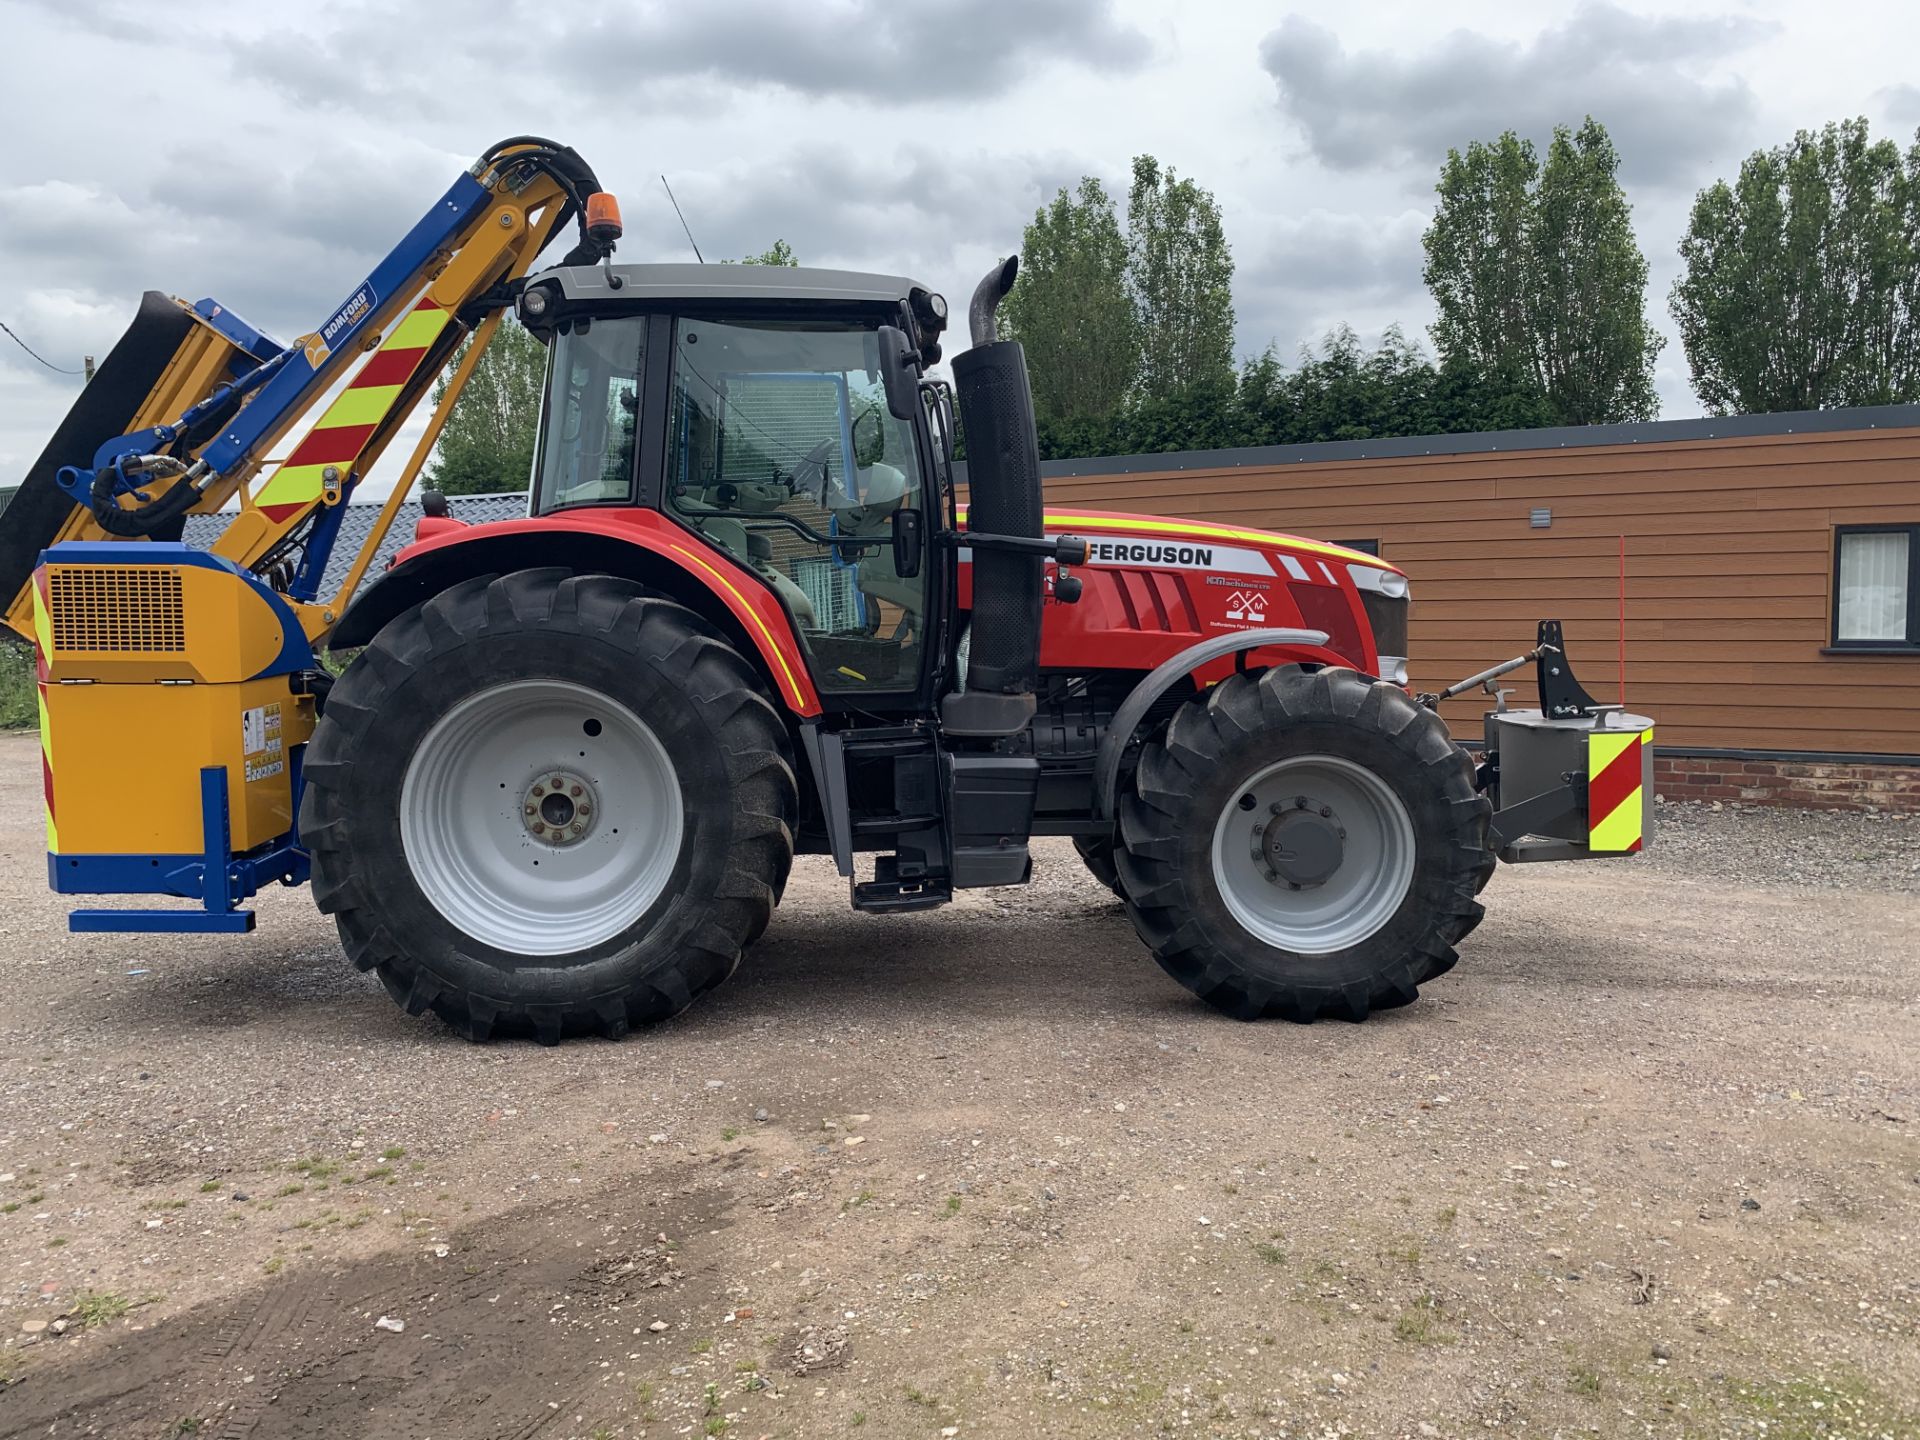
[0, 730, 1915, 1439]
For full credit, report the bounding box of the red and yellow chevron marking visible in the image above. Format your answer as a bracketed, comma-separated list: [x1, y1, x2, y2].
[30, 568, 56, 851]
[252, 297, 453, 524]
[1587, 726, 1652, 853]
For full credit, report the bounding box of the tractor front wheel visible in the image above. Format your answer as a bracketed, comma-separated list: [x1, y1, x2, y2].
[1113, 666, 1493, 1022]
[1072, 834, 1124, 898]
[300, 569, 796, 1043]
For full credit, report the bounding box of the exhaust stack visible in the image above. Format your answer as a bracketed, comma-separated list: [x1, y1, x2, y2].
[945, 257, 1046, 737]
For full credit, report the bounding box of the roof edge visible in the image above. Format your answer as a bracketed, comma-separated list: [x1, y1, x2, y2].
[1037, 403, 1920, 479]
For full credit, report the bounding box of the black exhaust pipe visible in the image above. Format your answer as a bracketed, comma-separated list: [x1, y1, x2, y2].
[944, 257, 1045, 737]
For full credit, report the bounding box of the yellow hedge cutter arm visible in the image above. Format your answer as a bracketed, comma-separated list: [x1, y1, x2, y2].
[1, 137, 623, 932]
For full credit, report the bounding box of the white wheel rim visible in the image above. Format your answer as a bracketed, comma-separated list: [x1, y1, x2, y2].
[399, 679, 684, 956]
[1209, 754, 1416, 955]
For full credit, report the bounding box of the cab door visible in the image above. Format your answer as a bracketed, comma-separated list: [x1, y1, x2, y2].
[663, 313, 930, 700]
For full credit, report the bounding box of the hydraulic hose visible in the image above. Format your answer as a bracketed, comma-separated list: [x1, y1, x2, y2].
[480, 137, 611, 266]
[88, 458, 203, 537]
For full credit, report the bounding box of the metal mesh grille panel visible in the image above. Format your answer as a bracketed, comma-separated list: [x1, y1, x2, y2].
[1361, 591, 1408, 656]
[49, 566, 186, 653]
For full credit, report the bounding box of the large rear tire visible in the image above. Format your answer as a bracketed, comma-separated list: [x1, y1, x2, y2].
[1114, 666, 1492, 1022]
[300, 569, 797, 1043]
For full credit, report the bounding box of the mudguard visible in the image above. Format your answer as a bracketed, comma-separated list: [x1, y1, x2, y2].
[328, 510, 824, 717]
[1089, 626, 1330, 822]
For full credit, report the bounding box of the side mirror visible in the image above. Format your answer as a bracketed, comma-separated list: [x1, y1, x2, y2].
[876, 325, 919, 421]
[891, 506, 924, 578]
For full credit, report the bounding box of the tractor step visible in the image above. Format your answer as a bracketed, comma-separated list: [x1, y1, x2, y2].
[850, 880, 950, 913]
[850, 853, 950, 913]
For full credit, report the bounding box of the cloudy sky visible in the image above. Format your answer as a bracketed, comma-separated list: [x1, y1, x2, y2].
[3, 0, 1918, 482]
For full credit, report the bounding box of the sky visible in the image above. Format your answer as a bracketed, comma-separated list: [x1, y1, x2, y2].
[2, 0, 1918, 488]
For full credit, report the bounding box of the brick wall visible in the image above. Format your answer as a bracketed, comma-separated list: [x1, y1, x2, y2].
[1654, 755, 1920, 813]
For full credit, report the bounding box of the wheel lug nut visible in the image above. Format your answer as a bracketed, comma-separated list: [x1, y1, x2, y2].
[524, 804, 537, 816]
[1270, 802, 1285, 815]
[1319, 805, 1332, 818]
[531, 822, 546, 834]
[570, 784, 583, 797]
[578, 805, 592, 817]
[531, 785, 544, 796]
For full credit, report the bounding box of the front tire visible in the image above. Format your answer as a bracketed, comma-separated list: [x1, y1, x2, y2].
[1114, 666, 1492, 1022]
[300, 569, 797, 1043]
[1073, 834, 1124, 898]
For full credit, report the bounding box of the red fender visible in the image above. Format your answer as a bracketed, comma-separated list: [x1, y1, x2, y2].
[353, 508, 823, 716]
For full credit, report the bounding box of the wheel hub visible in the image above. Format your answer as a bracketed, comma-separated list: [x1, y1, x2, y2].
[1252, 796, 1347, 888]
[1212, 754, 1416, 955]
[521, 769, 598, 846]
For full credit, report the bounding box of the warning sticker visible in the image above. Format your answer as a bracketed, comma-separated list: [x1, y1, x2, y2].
[241, 703, 285, 782]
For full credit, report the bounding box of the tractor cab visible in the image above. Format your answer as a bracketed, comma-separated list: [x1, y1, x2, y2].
[516, 265, 961, 710]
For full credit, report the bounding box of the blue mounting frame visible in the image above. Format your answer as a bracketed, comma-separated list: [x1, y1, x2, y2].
[57, 765, 309, 935]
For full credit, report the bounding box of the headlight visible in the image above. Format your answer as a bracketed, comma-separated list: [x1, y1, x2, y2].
[1347, 562, 1409, 600]
[1376, 655, 1409, 686]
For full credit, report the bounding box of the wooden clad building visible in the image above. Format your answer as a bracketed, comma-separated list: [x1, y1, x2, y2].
[1037, 404, 1920, 810]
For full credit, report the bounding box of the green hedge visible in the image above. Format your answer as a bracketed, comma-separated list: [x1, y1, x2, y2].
[0, 638, 37, 729]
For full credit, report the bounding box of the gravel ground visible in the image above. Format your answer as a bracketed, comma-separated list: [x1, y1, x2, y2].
[1643, 801, 1919, 895]
[0, 730, 1914, 1439]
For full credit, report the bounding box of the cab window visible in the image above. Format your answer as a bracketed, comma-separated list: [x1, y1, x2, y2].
[529, 317, 645, 511]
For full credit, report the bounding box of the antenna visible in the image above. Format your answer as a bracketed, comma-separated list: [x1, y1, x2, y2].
[659, 175, 705, 264]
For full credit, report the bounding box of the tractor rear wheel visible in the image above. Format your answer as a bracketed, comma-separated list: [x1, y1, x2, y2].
[1113, 666, 1492, 1022]
[300, 569, 796, 1043]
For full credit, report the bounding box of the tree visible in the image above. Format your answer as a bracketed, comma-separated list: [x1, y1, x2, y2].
[1423, 117, 1663, 425]
[1671, 118, 1920, 413]
[1032, 328, 1552, 462]
[428, 318, 545, 494]
[1126, 155, 1236, 400]
[733, 240, 799, 266]
[999, 177, 1138, 422]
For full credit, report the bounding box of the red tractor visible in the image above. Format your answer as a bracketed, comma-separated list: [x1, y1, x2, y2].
[5, 139, 1652, 1042]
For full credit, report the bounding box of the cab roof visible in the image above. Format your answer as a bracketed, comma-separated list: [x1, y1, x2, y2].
[544, 263, 932, 307]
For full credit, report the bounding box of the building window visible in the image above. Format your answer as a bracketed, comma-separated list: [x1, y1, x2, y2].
[1334, 538, 1380, 557]
[1832, 525, 1918, 649]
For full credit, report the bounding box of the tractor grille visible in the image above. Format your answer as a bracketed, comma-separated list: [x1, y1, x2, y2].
[48, 566, 187, 653]
[1361, 591, 1409, 658]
